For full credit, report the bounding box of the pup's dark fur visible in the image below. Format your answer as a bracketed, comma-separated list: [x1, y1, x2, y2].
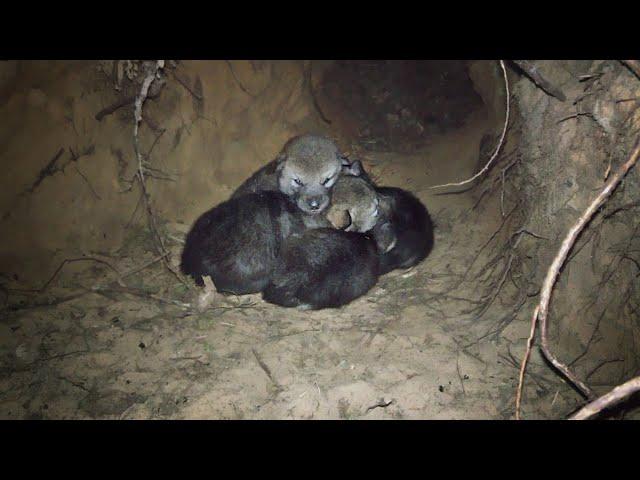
[180, 191, 321, 294]
[374, 187, 434, 275]
[263, 229, 379, 310]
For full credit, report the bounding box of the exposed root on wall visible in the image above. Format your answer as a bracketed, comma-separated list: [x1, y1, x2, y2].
[517, 136, 640, 418]
[511, 59, 640, 419]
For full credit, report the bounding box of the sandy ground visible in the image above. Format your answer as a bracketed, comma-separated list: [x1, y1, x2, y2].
[0, 109, 583, 420]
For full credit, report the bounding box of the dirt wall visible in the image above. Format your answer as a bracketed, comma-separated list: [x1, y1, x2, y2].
[0, 60, 335, 285]
[511, 60, 640, 398]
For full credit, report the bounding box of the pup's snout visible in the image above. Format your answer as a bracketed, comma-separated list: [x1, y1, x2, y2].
[298, 194, 329, 214]
[307, 196, 323, 211]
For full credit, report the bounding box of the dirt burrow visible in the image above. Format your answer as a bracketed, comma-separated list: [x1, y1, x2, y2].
[1, 60, 613, 420]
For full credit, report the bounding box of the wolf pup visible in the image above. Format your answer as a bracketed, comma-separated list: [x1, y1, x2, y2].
[327, 174, 434, 275]
[180, 191, 323, 294]
[262, 228, 379, 310]
[232, 134, 360, 216]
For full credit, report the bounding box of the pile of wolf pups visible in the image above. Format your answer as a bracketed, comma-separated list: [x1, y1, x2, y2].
[181, 135, 434, 310]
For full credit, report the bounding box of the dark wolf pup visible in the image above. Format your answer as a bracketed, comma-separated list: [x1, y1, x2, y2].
[327, 175, 434, 275]
[262, 228, 379, 310]
[180, 191, 328, 294]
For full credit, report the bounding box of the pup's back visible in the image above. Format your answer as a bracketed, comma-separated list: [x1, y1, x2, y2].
[180, 191, 306, 294]
[375, 187, 434, 274]
[263, 229, 379, 310]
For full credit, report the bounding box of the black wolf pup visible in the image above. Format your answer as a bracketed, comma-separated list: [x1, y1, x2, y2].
[262, 228, 379, 310]
[180, 191, 323, 294]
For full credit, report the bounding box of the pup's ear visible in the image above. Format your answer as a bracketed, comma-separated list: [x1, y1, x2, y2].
[265, 152, 287, 175]
[327, 208, 352, 230]
[275, 152, 287, 173]
[341, 158, 364, 177]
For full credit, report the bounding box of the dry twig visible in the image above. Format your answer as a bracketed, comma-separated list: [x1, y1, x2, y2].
[515, 306, 539, 420]
[621, 60, 640, 80]
[569, 375, 640, 420]
[171, 69, 204, 101]
[23, 148, 65, 195]
[6, 257, 123, 295]
[130, 61, 188, 287]
[225, 60, 256, 97]
[512, 60, 567, 102]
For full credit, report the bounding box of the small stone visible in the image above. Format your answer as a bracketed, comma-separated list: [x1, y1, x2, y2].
[138, 342, 146, 350]
[438, 385, 444, 393]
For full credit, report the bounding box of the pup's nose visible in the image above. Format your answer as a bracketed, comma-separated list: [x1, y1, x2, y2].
[307, 198, 321, 210]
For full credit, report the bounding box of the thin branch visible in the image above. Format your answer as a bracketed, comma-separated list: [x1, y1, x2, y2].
[89, 285, 191, 309]
[7, 257, 123, 294]
[74, 165, 101, 200]
[620, 60, 640, 80]
[512, 60, 567, 102]
[23, 148, 65, 195]
[556, 112, 594, 124]
[252, 348, 282, 392]
[538, 137, 640, 400]
[131, 61, 188, 288]
[95, 83, 163, 122]
[569, 376, 640, 420]
[171, 69, 204, 101]
[225, 60, 256, 97]
[95, 95, 136, 121]
[516, 306, 540, 420]
[430, 60, 509, 190]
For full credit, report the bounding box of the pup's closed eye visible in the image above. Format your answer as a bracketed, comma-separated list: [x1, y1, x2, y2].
[321, 175, 335, 186]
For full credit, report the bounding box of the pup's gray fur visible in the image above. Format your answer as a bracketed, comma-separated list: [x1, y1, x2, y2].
[232, 134, 359, 215]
